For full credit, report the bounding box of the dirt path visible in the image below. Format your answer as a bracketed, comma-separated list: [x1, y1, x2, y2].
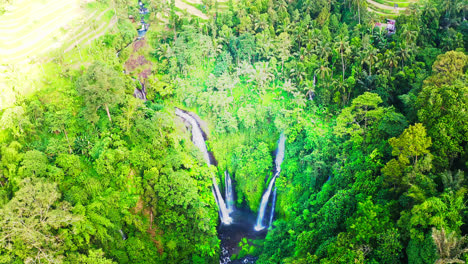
[174, 0, 208, 19]
[367, 0, 405, 11]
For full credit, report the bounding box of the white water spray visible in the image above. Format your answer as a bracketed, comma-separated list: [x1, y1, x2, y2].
[225, 171, 235, 213]
[175, 108, 232, 225]
[268, 187, 277, 229]
[254, 133, 286, 231]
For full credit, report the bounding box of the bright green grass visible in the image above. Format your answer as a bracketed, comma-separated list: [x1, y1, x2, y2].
[371, 0, 411, 8]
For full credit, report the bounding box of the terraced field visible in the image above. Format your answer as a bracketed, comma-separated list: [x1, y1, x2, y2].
[0, 0, 114, 64]
[156, 0, 230, 24]
[367, 0, 417, 17]
[0, 0, 116, 110]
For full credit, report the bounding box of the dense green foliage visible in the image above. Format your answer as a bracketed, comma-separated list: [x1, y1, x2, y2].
[0, 0, 467, 263]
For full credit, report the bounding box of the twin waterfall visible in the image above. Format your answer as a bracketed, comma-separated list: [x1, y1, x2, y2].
[176, 108, 285, 230]
[254, 133, 286, 231]
[175, 108, 232, 225]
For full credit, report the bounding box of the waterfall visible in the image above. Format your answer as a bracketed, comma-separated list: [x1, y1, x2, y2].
[132, 79, 147, 101]
[118, 229, 127, 240]
[254, 173, 278, 231]
[225, 170, 235, 213]
[268, 187, 277, 229]
[175, 108, 232, 225]
[254, 133, 286, 231]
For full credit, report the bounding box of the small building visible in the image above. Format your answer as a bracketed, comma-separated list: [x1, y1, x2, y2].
[386, 19, 396, 34]
[374, 19, 396, 35]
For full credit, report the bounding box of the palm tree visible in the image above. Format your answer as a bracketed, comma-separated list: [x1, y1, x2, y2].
[251, 62, 273, 90]
[156, 43, 173, 60]
[282, 79, 298, 96]
[314, 60, 332, 103]
[256, 31, 275, 59]
[292, 91, 307, 108]
[315, 40, 332, 62]
[307, 29, 322, 50]
[432, 227, 468, 264]
[351, 0, 366, 24]
[303, 78, 316, 101]
[333, 78, 349, 105]
[315, 60, 332, 81]
[367, 13, 379, 35]
[275, 32, 292, 74]
[397, 45, 411, 67]
[254, 14, 269, 32]
[363, 47, 378, 75]
[334, 35, 351, 82]
[276, 0, 288, 19]
[291, 60, 308, 84]
[384, 50, 399, 75]
[400, 24, 418, 46]
[440, 170, 464, 191]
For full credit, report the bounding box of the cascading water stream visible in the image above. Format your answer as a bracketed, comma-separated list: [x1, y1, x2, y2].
[254, 172, 278, 231]
[175, 108, 232, 225]
[268, 187, 277, 229]
[225, 171, 235, 213]
[254, 133, 286, 231]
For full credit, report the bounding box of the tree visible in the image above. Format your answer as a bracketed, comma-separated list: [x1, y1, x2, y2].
[0, 105, 32, 138]
[0, 178, 80, 263]
[432, 228, 468, 264]
[382, 123, 433, 196]
[399, 190, 466, 242]
[384, 50, 399, 75]
[20, 150, 49, 178]
[334, 34, 351, 82]
[275, 32, 292, 73]
[362, 46, 378, 76]
[388, 123, 432, 167]
[423, 51, 467, 87]
[351, 0, 366, 24]
[417, 51, 468, 168]
[334, 92, 384, 145]
[0, 141, 22, 181]
[76, 62, 126, 123]
[440, 170, 464, 191]
[78, 249, 117, 264]
[314, 40, 332, 62]
[45, 109, 74, 154]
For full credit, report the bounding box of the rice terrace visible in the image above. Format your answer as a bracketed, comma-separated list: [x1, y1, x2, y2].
[0, 0, 116, 63]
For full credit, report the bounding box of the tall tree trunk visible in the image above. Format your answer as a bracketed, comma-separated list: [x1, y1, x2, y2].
[63, 129, 72, 154]
[105, 104, 112, 122]
[358, 1, 361, 24]
[341, 50, 345, 82]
